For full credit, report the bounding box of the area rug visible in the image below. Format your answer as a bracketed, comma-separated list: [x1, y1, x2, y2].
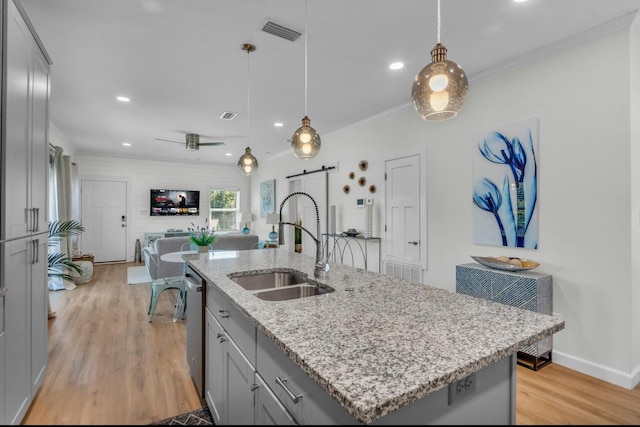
[151, 406, 214, 425]
[127, 265, 152, 285]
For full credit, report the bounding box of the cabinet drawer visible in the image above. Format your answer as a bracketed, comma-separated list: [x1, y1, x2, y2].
[256, 332, 356, 425]
[206, 281, 256, 365]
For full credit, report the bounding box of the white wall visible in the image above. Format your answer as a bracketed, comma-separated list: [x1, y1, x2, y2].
[630, 16, 640, 387]
[74, 154, 250, 259]
[250, 25, 639, 388]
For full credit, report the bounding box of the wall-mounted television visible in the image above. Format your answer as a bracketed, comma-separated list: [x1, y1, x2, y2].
[150, 189, 200, 216]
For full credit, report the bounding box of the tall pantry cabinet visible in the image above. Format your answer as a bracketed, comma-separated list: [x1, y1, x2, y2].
[0, 0, 52, 424]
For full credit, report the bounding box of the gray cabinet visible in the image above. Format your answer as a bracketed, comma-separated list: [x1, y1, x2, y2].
[254, 373, 297, 425]
[2, 236, 47, 424]
[2, 0, 50, 241]
[257, 331, 357, 425]
[204, 285, 255, 425]
[205, 308, 224, 425]
[456, 263, 553, 370]
[0, 0, 51, 424]
[222, 330, 255, 425]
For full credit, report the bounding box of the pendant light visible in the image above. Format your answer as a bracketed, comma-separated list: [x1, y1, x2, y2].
[238, 43, 258, 175]
[291, 0, 321, 159]
[411, 0, 468, 121]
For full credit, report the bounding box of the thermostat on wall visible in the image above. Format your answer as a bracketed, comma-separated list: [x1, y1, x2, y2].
[356, 198, 365, 208]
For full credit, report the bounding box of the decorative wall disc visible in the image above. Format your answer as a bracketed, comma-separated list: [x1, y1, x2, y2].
[369, 184, 376, 193]
[359, 160, 368, 171]
[358, 176, 366, 186]
[343, 185, 350, 194]
[348, 171, 355, 180]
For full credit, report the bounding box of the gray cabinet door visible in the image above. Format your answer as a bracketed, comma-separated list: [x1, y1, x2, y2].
[0, 286, 6, 425]
[254, 373, 297, 425]
[3, 238, 31, 424]
[223, 332, 255, 425]
[4, 0, 32, 240]
[31, 238, 47, 393]
[205, 308, 224, 425]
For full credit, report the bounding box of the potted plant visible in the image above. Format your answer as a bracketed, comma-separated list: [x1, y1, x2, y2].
[48, 219, 86, 282]
[189, 219, 218, 252]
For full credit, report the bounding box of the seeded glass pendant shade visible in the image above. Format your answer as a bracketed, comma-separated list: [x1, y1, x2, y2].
[412, 43, 468, 121]
[291, 116, 321, 159]
[411, 0, 468, 122]
[238, 146, 258, 176]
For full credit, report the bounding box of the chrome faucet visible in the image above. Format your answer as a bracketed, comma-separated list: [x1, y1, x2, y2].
[278, 191, 328, 278]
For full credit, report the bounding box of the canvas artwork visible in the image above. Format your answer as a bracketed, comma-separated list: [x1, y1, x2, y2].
[260, 179, 276, 218]
[472, 118, 538, 249]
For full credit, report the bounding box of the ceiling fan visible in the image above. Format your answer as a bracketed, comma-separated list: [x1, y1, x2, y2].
[155, 133, 226, 151]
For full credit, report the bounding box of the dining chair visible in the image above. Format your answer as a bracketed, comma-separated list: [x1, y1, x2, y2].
[142, 246, 186, 322]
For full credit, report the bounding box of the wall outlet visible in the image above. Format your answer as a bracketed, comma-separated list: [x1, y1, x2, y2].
[448, 373, 476, 405]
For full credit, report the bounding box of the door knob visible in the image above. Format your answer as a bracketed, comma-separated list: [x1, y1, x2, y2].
[408, 241, 418, 245]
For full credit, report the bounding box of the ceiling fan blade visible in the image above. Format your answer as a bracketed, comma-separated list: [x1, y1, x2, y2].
[155, 138, 184, 145]
[198, 142, 226, 146]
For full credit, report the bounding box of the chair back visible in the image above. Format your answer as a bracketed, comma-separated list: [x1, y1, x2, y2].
[154, 236, 191, 279]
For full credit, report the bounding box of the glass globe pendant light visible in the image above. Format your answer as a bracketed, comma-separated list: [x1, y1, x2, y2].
[238, 43, 258, 175]
[411, 0, 468, 121]
[291, 0, 321, 159]
[238, 146, 258, 176]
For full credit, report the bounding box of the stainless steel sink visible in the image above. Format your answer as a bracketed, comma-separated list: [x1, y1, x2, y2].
[253, 284, 333, 301]
[229, 270, 308, 291]
[228, 269, 334, 301]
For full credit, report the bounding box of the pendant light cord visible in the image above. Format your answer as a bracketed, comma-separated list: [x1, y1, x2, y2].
[246, 47, 251, 145]
[304, 0, 308, 116]
[437, 0, 441, 44]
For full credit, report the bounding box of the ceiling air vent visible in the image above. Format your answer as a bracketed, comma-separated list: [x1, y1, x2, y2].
[261, 20, 302, 42]
[219, 112, 237, 120]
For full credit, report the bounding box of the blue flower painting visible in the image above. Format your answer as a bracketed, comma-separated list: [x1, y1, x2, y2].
[472, 118, 538, 248]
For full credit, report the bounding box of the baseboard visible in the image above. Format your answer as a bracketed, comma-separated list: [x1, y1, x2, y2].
[552, 350, 640, 390]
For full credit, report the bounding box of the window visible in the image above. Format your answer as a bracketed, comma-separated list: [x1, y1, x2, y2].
[209, 189, 240, 231]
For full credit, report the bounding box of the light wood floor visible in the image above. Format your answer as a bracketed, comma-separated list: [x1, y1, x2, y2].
[22, 262, 640, 425]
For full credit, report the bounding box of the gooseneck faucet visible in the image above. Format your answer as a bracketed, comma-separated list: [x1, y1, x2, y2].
[278, 191, 328, 278]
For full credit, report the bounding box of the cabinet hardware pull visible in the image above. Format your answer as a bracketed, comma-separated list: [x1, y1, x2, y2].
[275, 376, 301, 404]
[34, 208, 39, 232]
[408, 240, 418, 245]
[34, 239, 39, 264]
[218, 309, 229, 318]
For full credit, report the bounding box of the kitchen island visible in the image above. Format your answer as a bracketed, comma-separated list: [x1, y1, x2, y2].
[186, 248, 564, 425]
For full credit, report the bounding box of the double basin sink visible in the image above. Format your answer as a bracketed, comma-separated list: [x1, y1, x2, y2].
[228, 270, 333, 301]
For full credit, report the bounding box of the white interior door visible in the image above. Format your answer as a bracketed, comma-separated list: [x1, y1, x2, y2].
[384, 154, 423, 270]
[80, 179, 127, 262]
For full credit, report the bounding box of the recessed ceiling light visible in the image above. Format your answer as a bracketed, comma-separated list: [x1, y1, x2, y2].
[122, 142, 131, 146]
[274, 122, 284, 127]
[389, 62, 404, 70]
[116, 96, 130, 102]
[225, 153, 232, 156]
[513, 0, 528, 3]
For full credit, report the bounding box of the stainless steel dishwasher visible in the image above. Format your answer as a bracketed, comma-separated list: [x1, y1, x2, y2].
[185, 265, 205, 401]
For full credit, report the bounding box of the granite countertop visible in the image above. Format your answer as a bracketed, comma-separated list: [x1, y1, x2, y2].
[186, 248, 564, 424]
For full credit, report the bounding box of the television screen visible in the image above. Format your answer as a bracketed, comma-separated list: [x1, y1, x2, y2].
[150, 189, 200, 216]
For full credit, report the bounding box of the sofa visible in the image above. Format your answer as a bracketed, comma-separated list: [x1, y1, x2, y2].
[143, 233, 260, 281]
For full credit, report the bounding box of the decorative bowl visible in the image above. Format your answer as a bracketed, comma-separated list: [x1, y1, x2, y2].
[470, 255, 540, 272]
[343, 229, 359, 237]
